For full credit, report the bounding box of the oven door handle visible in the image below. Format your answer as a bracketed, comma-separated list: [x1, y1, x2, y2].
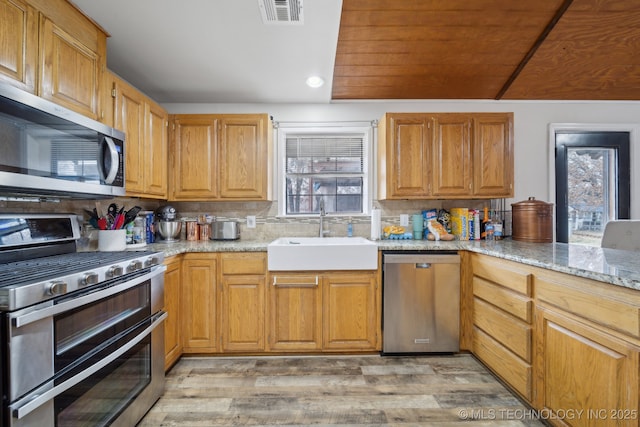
[11, 310, 167, 420]
[13, 265, 166, 328]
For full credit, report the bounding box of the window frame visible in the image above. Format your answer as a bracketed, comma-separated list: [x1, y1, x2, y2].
[548, 123, 640, 242]
[276, 122, 373, 217]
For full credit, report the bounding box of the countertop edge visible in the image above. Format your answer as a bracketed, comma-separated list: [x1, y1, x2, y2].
[147, 239, 640, 292]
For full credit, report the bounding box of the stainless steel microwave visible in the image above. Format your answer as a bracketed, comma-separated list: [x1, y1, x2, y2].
[0, 83, 125, 199]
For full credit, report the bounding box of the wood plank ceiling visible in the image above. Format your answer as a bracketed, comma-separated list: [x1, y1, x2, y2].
[332, 0, 640, 101]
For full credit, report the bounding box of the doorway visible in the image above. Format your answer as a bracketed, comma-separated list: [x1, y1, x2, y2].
[555, 131, 630, 245]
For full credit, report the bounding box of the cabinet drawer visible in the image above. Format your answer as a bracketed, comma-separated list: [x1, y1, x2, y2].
[536, 272, 640, 339]
[473, 276, 532, 323]
[471, 254, 532, 295]
[220, 253, 266, 275]
[473, 297, 532, 362]
[473, 327, 532, 401]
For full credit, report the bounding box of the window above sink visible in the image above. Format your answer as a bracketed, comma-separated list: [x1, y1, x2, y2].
[275, 122, 374, 217]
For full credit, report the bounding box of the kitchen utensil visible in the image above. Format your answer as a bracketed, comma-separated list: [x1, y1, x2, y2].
[123, 206, 142, 227]
[156, 220, 182, 241]
[97, 217, 108, 230]
[114, 214, 125, 230]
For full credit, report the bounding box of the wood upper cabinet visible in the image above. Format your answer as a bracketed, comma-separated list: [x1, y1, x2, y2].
[145, 100, 169, 197]
[170, 114, 272, 201]
[182, 253, 218, 352]
[378, 112, 513, 200]
[35, 0, 107, 120]
[377, 113, 432, 199]
[170, 115, 218, 200]
[1, 0, 107, 119]
[219, 115, 271, 199]
[0, 0, 37, 92]
[268, 273, 323, 352]
[163, 256, 182, 371]
[218, 253, 267, 352]
[472, 113, 514, 197]
[110, 72, 168, 198]
[323, 271, 379, 351]
[431, 114, 472, 197]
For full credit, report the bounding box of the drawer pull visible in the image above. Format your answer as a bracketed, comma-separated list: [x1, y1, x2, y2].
[272, 276, 318, 287]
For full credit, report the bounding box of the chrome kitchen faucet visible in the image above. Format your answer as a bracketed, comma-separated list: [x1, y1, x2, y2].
[319, 198, 329, 237]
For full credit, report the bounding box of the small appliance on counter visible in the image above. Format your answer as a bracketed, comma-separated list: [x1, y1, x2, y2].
[155, 205, 182, 242]
[210, 220, 240, 240]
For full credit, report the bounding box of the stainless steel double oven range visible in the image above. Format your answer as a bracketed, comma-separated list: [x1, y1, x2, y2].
[0, 214, 166, 427]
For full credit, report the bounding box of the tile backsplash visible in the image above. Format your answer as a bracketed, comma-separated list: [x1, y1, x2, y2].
[0, 197, 493, 241]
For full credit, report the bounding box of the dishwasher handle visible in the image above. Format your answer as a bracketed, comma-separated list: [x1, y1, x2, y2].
[383, 253, 460, 265]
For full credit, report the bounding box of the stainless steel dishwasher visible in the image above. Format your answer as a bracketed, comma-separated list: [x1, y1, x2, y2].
[382, 252, 460, 354]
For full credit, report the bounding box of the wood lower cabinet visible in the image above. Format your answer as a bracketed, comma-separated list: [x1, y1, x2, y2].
[467, 252, 640, 425]
[267, 270, 380, 352]
[469, 253, 534, 401]
[536, 306, 640, 427]
[163, 256, 182, 371]
[268, 273, 323, 351]
[219, 253, 267, 352]
[323, 272, 379, 351]
[181, 253, 218, 352]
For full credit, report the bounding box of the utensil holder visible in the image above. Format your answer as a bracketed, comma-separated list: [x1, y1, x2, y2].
[98, 229, 127, 251]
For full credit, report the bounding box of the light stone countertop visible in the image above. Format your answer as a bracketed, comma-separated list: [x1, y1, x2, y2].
[146, 238, 640, 292]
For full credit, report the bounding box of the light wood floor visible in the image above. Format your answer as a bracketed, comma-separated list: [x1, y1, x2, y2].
[139, 354, 543, 426]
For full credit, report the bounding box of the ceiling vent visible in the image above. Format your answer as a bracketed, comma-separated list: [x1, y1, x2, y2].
[258, 0, 303, 25]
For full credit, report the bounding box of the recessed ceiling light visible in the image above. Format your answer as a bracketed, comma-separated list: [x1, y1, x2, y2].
[306, 76, 325, 88]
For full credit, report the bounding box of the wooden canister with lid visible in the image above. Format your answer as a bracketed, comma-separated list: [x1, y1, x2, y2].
[511, 197, 554, 242]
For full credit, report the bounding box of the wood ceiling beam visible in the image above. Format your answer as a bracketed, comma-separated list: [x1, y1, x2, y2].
[495, 0, 574, 100]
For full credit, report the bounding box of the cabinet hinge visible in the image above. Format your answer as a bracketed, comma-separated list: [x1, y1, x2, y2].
[111, 88, 116, 98]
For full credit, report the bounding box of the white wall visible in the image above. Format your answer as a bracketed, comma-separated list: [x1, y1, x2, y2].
[164, 100, 640, 218]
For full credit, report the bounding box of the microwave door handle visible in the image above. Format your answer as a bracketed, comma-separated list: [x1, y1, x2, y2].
[11, 311, 167, 421]
[13, 265, 166, 328]
[100, 136, 119, 184]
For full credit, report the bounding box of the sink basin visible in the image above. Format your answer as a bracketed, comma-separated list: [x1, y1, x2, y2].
[267, 237, 378, 271]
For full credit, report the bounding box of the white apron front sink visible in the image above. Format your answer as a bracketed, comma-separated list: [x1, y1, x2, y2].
[267, 237, 378, 271]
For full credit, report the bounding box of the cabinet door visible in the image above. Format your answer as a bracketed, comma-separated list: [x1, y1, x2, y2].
[472, 113, 513, 197]
[170, 116, 218, 200]
[39, 16, 104, 120]
[113, 76, 145, 194]
[536, 307, 640, 426]
[182, 254, 217, 352]
[219, 274, 266, 352]
[268, 274, 322, 351]
[163, 256, 182, 371]
[431, 114, 472, 197]
[218, 114, 269, 200]
[385, 114, 432, 198]
[0, 0, 37, 92]
[144, 100, 168, 198]
[323, 272, 378, 351]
